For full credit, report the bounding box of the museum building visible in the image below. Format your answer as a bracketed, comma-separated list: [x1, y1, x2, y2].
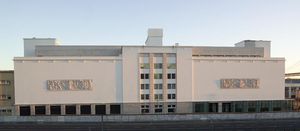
[14, 29, 292, 116]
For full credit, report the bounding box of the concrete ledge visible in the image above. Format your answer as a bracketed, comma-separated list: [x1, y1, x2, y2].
[1, 112, 300, 122]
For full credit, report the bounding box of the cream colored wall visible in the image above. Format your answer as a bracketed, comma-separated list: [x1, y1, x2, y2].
[192, 57, 285, 101]
[176, 48, 193, 102]
[14, 57, 122, 105]
[122, 47, 139, 103]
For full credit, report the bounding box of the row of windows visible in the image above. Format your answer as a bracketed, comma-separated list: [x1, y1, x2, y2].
[141, 94, 176, 100]
[0, 95, 11, 100]
[141, 84, 176, 90]
[0, 109, 12, 113]
[141, 104, 176, 113]
[0, 80, 11, 85]
[140, 73, 176, 79]
[140, 63, 176, 69]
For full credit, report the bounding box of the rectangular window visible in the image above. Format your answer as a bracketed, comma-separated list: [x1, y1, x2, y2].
[155, 94, 163, 100]
[140, 63, 150, 69]
[167, 94, 176, 99]
[80, 105, 91, 115]
[65, 105, 76, 115]
[20, 106, 31, 116]
[167, 73, 176, 79]
[141, 84, 149, 90]
[154, 84, 163, 89]
[110, 105, 121, 114]
[167, 84, 176, 89]
[154, 74, 163, 79]
[35, 106, 46, 115]
[141, 94, 149, 100]
[140, 74, 149, 79]
[95, 105, 106, 115]
[155, 104, 163, 113]
[154, 63, 163, 69]
[50, 105, 61, 115]
[168, 104, 176, 113]
[141, 104, 150, 113]
[167, 63, 176, 69]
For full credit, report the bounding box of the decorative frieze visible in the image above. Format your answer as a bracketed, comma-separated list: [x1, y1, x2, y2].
[221, 79, 259, 89]
[47, 80, 92, 91]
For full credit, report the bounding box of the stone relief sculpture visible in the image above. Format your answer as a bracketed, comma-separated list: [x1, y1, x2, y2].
[47, 80, 92, 91]
[221, 79, 259, 89]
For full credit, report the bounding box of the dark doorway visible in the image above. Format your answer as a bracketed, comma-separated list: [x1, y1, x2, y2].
[194, 103, 207, 113]
[80, 105, 91, 115]
[209, 103, 218, 112]
[20, 106, 31, 116]
[222, 103, 231, 112]
[110, 105, 121, 114]
[261, 107, 269, 112]
[35, 106, 46, 115]
[65, 105, 76, 115]
[50, 106, 61, 115]
[95, 105, 106, 115]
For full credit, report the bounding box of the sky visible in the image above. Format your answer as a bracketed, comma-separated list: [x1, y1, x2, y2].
[0, 0, 300, 73]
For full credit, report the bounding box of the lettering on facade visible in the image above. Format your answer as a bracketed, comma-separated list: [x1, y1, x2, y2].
[221, 79, 259, 89]
[47, 80, 92, 91]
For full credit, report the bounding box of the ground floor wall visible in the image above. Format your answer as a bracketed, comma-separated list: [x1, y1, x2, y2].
[2, 112, 300, 122]
[15, 100, 293, 116]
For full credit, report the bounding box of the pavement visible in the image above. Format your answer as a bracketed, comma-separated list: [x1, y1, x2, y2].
[0, 119, 300, 131]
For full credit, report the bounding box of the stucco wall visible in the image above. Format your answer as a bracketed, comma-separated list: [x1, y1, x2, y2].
[14, 57, 122, 105]
[192, 57, 285, 101]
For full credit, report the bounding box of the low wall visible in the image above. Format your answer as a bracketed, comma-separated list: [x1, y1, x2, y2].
[1, 112, 300, 122]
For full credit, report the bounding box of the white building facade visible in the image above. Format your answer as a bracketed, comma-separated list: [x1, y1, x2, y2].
[14, 29, 292, 116]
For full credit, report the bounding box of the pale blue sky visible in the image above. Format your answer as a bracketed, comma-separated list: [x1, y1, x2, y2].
[0, 0, 300, 72]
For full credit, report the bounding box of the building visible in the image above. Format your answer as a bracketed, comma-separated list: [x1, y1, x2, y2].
[285, 72, 300, 110]
[14, 29, 292, 116]
[285, 79, 300, 99]
[0, 71, 14, 115]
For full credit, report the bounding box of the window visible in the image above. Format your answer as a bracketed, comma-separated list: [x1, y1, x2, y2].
[155, 104, 163, 113]
[20, 106, 31, 116]
[140, 74, 149, 79]
[154, 74, 163, 79]
[0, 80, 10, 85]
[95, 105, 106, 115]
[154, 84, 163, 89]
[65, 105, 76, 115]
[141, 84, 149, 90]
[167, 84, 176, 89]
[50, 105, 61, 115]
[35, 106, 46, 115]
[154, 63, 163, 69]
[167, 73, 176, 79]
[155, 94, 163, 100]
[168, 94, 176, 99]
[168, 104, 176, 113]
[167, 63, 176, 69]
[110, 105, 121, 114]
[141, 104, 150, 113]
[140, 63, 150, 69]
[141, 94, 149, 100]
[80, 105, 91, 115]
